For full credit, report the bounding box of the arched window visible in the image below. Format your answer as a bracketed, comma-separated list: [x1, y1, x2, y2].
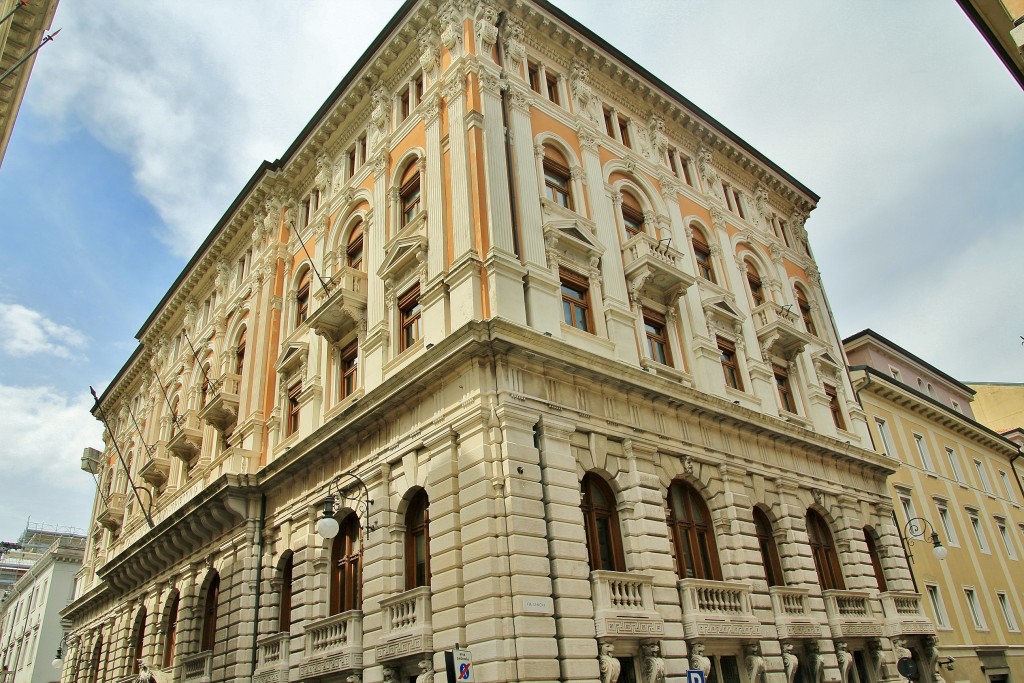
[620, 190, 644, 240]
[162, 592, 179, 669]
[863, 527, 888, 592]
[400, 163, 422, 227]
[279, 552, 293, 631]
[89, 636, 103, 683]
[405, 490, 430, 589]
[753, 507, 785, 587]
[581, 473, 625, 572]
[296, 269, 311, 326]
[795, 285, 816, 336]
[339, 342, 359, 400]
[542, 145, 573, 210]
[331, 516, 361, 613]
[666, 481, 721, 580]
[806, 510, 845, 591]
[200, 573, 220, 652]
[234, 328, 246, 377]
[745, 260, 765, 307]
[691, 226, 716, 283]
[347, 221, 364, 270]
[131, 608, 146, 673]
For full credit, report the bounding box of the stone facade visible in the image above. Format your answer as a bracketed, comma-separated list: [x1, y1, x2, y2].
[61, 2, 926, 683]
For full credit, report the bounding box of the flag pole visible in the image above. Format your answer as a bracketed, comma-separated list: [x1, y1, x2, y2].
[0, 28, 61, 84]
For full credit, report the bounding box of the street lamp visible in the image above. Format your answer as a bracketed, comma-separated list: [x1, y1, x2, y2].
[315, 471, 377, 539]
[52, 632, 77, 670]
[904, 517, 948, 561]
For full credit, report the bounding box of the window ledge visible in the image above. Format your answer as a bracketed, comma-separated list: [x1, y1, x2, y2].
[384, 339, 425, 375]
[326, 389, 365, 420]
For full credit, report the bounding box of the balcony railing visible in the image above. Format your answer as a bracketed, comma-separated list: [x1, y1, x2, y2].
[376, 587, 433, 663]
[167, 409, 203, 463]
[769, 586, 822, 639]
[880, 591, 936, 637]
[138, 444, 172, 486]
[621, 233, 695, 301]
[307, 267, 368, 344]
[180, 650, 212, 683]
[678, 578, 760, 639]
[823, 589, 883, 639]
[299, 612, 363, 678]
[254, 632, 290, 683]
[96, 492, 127, 531]
[752, 301, 813, 358]
[590, 570, 665, 639]
[198, 373, 241, 432]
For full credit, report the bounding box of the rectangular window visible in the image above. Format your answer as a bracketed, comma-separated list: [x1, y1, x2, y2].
[543, 157, 573, 209]
[668, 148, 680, 177]
[875, 418, 896, 457]
[414, 72, 424, 105]
[964, 587, 987, 629]
[998, 592, 1020, 631]
[560, 268, 591, 333]
[899, 494, 920, 538]
[722, 182, 734, 211]
[936, 502, 958, 546]
[825, 384, 845, 430]
[774, 364, 796, 414]
[399, 88, 411, 122]
[287, 383, 302, 437]
[968, 510, 989, 552]
[603, 106, 615, 137]
[733, 189, 745, 219]
[339, 342, 358, 400]
[401, 172, 422, 226]
[996, 518, 1017, 559]
[975, 459, 993, 493]
[915, 434, 934, 472]
[357, 134, 367, 166]
[398, 286, 422, 351]
[346, 146, 357, 179]
[618, 116, 631, 148]
[643, 309, 672, 367]
[545, 72, 560, 105]
[718, 337, 743, 391]
[680, 154, 693, 186]
[999, 470, 1019, 503]
[527, 62, 541, 93]
[926, 584, 950, 628]
[946, 447, 964, 482]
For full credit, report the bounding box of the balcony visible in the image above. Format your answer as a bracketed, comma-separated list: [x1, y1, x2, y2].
[300, 611, 363, 678]
[180, 651, 212, 683]
[138, 445, 172, 486]
[167, 409, 203, 464]
[376, 587, 432, 663]
[769, 586, 822, 639]
[823, 589, 883, 639]
[306, 267, 368, 344]
[880, 591, 936, 638]
[752, 301, 813, 359]
[621, 233, 695, 303]
[198, 374, 241, 432]
[97, 492, 127, 531]
[590, 570, 665, 639]
[253, 632, 290, 683]
[678, 578, 760, 639]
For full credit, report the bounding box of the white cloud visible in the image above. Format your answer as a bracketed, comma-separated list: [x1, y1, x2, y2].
[0, 385, 102, 539]
[0, 302, 86, 358]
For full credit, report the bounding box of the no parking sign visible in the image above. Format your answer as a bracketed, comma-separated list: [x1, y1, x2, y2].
[445, 647, 474, 683]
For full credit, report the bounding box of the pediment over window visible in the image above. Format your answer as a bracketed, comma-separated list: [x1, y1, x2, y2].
[543, 216, 603, 268]
[378, 234, 427, 282]
[703, 295, 744, 337]
[276, 340, 309, 377]
[812, 350, 842, 381]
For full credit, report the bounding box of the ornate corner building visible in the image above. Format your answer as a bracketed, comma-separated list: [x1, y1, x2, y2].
[61, 2, 934, 682]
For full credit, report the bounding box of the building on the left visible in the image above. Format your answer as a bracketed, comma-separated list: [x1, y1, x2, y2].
[0, 523, 86, 683]
[0, 0, 59, 166]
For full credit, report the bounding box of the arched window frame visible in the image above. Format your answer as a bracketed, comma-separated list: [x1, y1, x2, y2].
[794, 283, 818, 337]
[330, 514, 362, 613]
[294, 267, 312, 328]
[666, 480, 722, 580]
[743, 258, 766, 308]
[541, 144, 574, 211]
[234, 326, 247, 377]
[806, 510, 846, 591]
[130, 607, 147, 673]
[753, 507, 785, 587]
[691, 224, 718, 284]
[161, 591, 179, 670]
[863, 526, 888, 592]
[618, 188, 647, 241]
[346, 220, 364, 271]
[278, 551, 294, 632]
[534, 136, 585, 218]
[405, 490, 430, 590]
[580, 473, 626, 572]
[199, 572, 220, 652]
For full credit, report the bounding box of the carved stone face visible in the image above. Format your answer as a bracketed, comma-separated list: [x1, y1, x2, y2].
[601, 642, 615, 656]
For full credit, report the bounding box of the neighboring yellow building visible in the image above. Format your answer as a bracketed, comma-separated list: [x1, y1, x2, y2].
[967, 383, 1024, 436]
[0, 0, 59, 166]
[956, 0, 1024, 90]
[846, 330, 1024, 683]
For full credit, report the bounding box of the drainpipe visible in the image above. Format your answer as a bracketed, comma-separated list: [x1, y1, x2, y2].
[1010, 451, 1024, 502]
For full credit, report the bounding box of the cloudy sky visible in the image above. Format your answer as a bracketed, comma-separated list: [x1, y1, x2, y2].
[0, 1, 1021, 542]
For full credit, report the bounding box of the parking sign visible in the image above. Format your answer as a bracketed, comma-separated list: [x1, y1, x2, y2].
[688, 670, 706, 683]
